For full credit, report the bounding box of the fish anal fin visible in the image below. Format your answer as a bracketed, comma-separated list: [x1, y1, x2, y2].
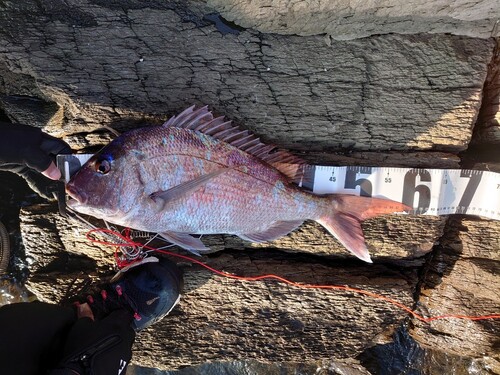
[316, 213, 372, 263]
[150, 168, 229, 206]
[159, 231, 208, 255]
[238, 220, 304, 243]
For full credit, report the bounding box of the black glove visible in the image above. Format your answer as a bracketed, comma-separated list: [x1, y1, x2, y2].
[0, 122, 72, 199]
[51, 309, 136, 375]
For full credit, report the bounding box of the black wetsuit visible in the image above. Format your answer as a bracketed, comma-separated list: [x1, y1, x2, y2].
[0, 302, 135, 374]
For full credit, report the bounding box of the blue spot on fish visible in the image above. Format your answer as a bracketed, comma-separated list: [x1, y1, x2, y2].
[162, 137, 168, 146]
[193, 158, 204, 173]
[176, 165, 184, 180]
[255, 195, 263, 205]
[132, 149, 146, 160]
[200, 134, 212, 147]
[272, 181, 285, 201]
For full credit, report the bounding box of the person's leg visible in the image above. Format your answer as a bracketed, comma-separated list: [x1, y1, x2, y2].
[0, 256, 182, 375]
[0, 301, 76, 374]
[55, 256, 183, 374]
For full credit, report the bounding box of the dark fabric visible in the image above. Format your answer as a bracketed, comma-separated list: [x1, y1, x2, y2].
[48, 370, 79, 375]
[0, 122, 71, 172]
[0, 302, 135, 375]
[0, 122, 72, 198]
[54, 309, 135, 375]
[0, 301, 77, 375]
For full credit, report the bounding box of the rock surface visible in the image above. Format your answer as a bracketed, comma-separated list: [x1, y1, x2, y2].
[0, 1, 494, 153]
[0, 0, 498, 373]
[410, 216, 500, 359]
[129, 358, 372, 375]
[208, 0, 500, 40]
[473, 39, 500, 145]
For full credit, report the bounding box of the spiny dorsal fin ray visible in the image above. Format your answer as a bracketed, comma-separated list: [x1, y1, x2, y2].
[187, 111, 213, 130]
[163, 105, 196, 127]
[163, 105, 210, 129]
[253, 144, 276, 157]
[163, 105, 310, 184]
[240, 140, 263, 152]
[197, 117, 227, 133]
[231, 133, 257, 148]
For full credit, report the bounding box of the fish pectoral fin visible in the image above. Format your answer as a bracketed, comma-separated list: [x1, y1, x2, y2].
[150, 168, 230, 205]
[237, 220, 304, 243]
[159, 231, 209, 256]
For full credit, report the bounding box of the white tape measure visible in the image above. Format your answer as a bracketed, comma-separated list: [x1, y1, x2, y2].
[309, 166, 499, 220]
[57, 155, 500, 221]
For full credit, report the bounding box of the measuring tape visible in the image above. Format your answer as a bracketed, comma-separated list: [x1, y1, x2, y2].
[57, 155, 500, 221]
[308, 166, 499, 220]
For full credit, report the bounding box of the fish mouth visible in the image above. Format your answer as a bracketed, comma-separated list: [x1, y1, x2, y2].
[65, 184, 120, 218]
[65, 184, 88, 207]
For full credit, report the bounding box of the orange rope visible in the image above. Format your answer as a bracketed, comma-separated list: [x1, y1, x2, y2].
[86, 228, 500, 324]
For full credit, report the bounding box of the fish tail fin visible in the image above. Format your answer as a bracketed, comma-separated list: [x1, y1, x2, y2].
[316, 195, 410, 263]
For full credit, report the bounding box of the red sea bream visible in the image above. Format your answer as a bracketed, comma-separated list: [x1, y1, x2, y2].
[66, 105, 408, 262]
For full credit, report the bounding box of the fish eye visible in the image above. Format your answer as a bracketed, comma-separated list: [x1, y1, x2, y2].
[95, 159, 111, 174]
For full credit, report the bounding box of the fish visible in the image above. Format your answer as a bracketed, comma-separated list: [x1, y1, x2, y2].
[66, 105, 409, 263]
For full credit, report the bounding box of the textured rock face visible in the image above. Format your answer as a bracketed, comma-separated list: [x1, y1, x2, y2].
[208, 0, 500, 40]
[473, 40, 500, 145]
[411, 217, 500, 358]
[0, 0, 498, 372]
[128, 359, 372, 375]
[0, 2, 494, 153]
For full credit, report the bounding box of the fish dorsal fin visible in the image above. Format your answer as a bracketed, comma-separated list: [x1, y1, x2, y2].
[163, 106, 310, 184]
[163, 105, 213, 129]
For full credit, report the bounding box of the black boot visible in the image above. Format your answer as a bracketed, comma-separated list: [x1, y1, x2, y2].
[76, 256, 183, 331]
